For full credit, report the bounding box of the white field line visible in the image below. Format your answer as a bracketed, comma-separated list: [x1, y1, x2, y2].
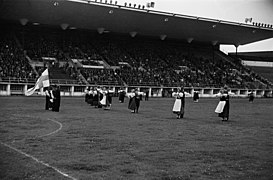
[1, 116, 77, 179]
[11, 118, 63, 143]
[37, 118, 63, 138]
[0, 141, 77, 180]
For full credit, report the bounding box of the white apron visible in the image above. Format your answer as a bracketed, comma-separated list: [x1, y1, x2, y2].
[215, 101, 226, 113]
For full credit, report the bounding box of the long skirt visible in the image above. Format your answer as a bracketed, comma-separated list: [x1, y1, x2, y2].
[87, 95, 93, 106]
[107, 95, 112, 105]
[85, 94, 89, 102]
[52, 99, 60, 112]
[172, 99, 184, 115]
[100, 96, 107, 106]
[93, 95, 99, 107]
[249, 95, 254, 102]
[119, 93, 125, 103]
[128, 97, 137, 110]
[45, 96, 51, 110]
[193, 93, 199, 102]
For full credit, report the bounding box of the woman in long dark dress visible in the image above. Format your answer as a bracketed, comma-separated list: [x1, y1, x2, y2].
[118, 88, 126, 103]
[99, 87, 114, 110]
[44, 87, 51, 110]
[52, 85, 61, 112]
[172, 87, 187, 119]
[127, 89, 144, 113]
[193, 91, 199, 102]
[87, 87, 94, 106]
[92, 87, 99, 108]
[215, 87, 232, 121]
[84, 86, 89, 103]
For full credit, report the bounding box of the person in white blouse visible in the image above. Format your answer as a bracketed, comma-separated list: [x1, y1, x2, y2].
[127, 89, 145, 113]
[172, 87, 190, 119]
[118, 87, 126, 103]
[99, 87, 114, 110]
[214, 86, 235, 121]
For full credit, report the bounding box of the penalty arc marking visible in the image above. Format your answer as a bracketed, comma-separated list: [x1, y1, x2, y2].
[38, 118, 63, 138]
[1, 117, 77, 180]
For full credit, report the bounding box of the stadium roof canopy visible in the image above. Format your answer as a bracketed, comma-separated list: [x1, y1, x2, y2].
[229, 51, 273, 62]
[1, 0, 273, 46]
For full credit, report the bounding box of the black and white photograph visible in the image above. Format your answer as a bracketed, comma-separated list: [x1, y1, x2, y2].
[0, 0, 273, 179]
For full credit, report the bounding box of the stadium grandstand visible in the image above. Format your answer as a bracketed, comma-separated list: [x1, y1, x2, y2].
[1, 0, 273, 97]
[229, 51, 273, 88]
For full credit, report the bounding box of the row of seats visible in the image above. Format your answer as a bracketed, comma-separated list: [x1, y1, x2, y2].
[0, 23, 271, 89]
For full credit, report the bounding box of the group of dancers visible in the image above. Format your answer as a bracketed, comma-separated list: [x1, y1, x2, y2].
[173, 86, 256, 121]
[84, 86, 114, 110]
[44, 85, 61, 112]
[47, 85, 255, 121]
[84, 87, 145, 113]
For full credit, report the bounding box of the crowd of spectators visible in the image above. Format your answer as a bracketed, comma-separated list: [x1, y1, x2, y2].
[24, 32, 66, 61]
[80, 68, 122, 85]
[0, 35, 36, 81]
[1, 24, 271, 89]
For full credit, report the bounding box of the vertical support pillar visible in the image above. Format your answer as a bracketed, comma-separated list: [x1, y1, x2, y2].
[160, 88, 163, 97]
[200, 89, 204, 97]
[7, 84, 11, 96]
[149, 87, 152, 97]
[71, 86, 75, 96]
[24, 84, 28, 96]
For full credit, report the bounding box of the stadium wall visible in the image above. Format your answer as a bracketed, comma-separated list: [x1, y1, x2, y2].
[242, 60, 273, 67]
[0, 82, 272, 98]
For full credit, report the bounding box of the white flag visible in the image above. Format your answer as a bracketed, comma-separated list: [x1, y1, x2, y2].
[25, 69, 50, 96]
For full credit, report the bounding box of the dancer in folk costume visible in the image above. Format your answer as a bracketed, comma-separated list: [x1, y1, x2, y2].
[215, 86, 234, 121]
[52, 85, 61, 112]
[84, 86, 90, 103]
[145, 90, 149, 101]
[193, 90, 199, 102]
[92, 87, 99, 108]
[107, 87, 114, 108]
[44, 87, 52, 110]
[49, 86, 54, 110]
[172, 87, 190, 119]
[97, 86, 103, 108]
[87, 87, 94, 106]
[118, 88, 126, 103]
[248, 90, 255, 103]
[127, 89, 145, 113]
[99, 87, 114, 110]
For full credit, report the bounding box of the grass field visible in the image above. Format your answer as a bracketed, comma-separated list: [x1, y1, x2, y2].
[0, 96, 272, 180]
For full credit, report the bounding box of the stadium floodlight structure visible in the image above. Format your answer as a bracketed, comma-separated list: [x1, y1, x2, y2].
[146, 2, 155, 8]
[245, 18, 252, 24]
